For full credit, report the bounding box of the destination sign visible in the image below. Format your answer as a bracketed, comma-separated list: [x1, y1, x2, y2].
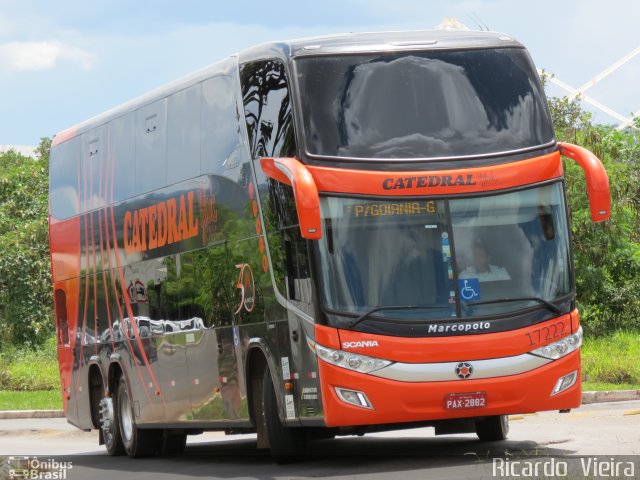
[345, 201, 437, 218]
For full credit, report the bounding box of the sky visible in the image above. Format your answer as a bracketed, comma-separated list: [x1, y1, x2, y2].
[1, 0, 639, 146]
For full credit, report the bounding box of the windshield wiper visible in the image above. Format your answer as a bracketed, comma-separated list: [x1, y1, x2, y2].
[350, 304, 447, 328]
[464, 297, 563, 315]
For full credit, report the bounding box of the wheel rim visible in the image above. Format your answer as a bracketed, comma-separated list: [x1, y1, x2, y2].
[501, 415, 509, 434]
[120, 387, 133, 442]
[99, 397, 116, 446]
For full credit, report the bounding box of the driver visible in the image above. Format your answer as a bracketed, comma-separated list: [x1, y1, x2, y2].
[459, 239, 511, 281]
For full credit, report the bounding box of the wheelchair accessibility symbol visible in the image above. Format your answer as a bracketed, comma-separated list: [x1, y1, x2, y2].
[458, 278, 480, 301]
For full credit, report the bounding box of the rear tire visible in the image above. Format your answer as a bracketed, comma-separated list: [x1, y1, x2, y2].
[117, 376, 162, 457]
[101, 393, 125, 456]
[262, 368, 306, 462]
[475, 415, 509, 441]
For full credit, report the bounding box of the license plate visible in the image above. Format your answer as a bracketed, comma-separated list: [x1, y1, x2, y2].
[444, 392, 487, 410]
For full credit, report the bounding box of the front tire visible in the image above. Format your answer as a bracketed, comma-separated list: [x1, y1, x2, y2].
[262, 368, 306, 462]
[117, 376, 161, 457]
[475, 415, 509, 441]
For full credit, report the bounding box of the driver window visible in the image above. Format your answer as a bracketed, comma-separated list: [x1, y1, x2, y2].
[458, 237, 512, 282]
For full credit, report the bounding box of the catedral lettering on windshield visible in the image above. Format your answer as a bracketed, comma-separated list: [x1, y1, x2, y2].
[49, 30, 610, 462]
[382, 174, 476, 190]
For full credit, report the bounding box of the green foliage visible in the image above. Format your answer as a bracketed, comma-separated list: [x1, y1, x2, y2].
[547, 90, 640, 335]
[0, 137, 53, 347]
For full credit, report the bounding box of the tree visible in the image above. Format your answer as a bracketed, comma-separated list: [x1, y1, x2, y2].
[0, 137, 53, 347]
[545, 80, 640, 335]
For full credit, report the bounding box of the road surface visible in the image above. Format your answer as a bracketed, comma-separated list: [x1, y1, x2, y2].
[1, 400, 638, 479]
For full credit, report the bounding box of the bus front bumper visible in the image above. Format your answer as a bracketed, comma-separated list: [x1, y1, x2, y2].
[318, 350, 581, 427]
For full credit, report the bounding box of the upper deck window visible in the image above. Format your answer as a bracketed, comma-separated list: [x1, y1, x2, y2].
[240, 59, 296, 160]
[295, 47, 554, 160]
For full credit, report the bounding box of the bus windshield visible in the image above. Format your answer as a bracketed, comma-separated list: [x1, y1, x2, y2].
[295, 48, 554, 159]
[316, 182, 572, 324]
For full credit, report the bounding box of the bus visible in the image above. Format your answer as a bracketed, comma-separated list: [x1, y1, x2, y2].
[48, 30, 610, 460]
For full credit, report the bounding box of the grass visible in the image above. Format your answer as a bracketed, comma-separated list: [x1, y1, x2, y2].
[0, 337, 62, 410]
[0, 390, 62, 410]
[0, 331, 638, 410]
[0, 336, 60, 391]
[582, 381, 640, 391]
[581, 330, 640, 386]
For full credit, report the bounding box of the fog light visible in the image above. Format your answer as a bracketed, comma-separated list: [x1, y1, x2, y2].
[335, 387, 373, 409]
[551, 370, 578, 396]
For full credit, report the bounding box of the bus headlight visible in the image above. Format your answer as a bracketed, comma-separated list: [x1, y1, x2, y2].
[530, 327, 583, 360]
[309, 340, 392, 374]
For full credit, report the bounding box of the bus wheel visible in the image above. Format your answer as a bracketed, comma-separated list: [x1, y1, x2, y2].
[161, 430, 187, 455]
[99, 395, 124, 455]
[117, 376, 161, 457]
[475, 415, 509, 441]
[262, 368, 306, 462]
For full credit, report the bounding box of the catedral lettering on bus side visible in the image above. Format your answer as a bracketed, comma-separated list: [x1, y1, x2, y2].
[382, 174, 476, 190]
[123, 192, 198, 255]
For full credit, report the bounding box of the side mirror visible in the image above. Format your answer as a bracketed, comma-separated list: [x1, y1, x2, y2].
[259, 157, 322, 240]
[558, 142, 610, 223]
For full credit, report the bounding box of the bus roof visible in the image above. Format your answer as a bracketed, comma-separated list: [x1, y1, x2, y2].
[52, 30, 524, 148]
[240, 29, 523, 62]
[51, 57, 237, 148]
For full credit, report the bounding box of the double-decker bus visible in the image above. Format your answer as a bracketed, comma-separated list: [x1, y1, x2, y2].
[49, 30, 610, 460]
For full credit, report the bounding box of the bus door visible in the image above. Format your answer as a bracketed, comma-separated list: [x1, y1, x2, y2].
[279, 227, 323, 420]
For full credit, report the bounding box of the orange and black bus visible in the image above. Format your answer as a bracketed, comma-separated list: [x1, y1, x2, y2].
[49, 30, 610, 460]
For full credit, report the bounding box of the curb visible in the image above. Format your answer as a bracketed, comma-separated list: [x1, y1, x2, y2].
[581, 389, 640, 404]
[0, 410, 64, 419]
[1, 391, 639, 419]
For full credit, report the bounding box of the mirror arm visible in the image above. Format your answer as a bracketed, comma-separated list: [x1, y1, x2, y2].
[558, 142, 611, 223]
[260, 157, 322, 240]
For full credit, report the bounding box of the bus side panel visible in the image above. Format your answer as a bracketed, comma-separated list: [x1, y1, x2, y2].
[184, 328, 223, 421]
[52, 278, 79, 422]
[157, 331, 195, 421]
[104, 167, 263, 425]
[49, 212, 82, 420]
[124, 330, 163, 424]
[49, 56, 249, 430]
[227, 234, 284, 421]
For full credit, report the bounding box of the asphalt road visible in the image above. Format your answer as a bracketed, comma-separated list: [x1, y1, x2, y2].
[1, 400, 639, 480]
